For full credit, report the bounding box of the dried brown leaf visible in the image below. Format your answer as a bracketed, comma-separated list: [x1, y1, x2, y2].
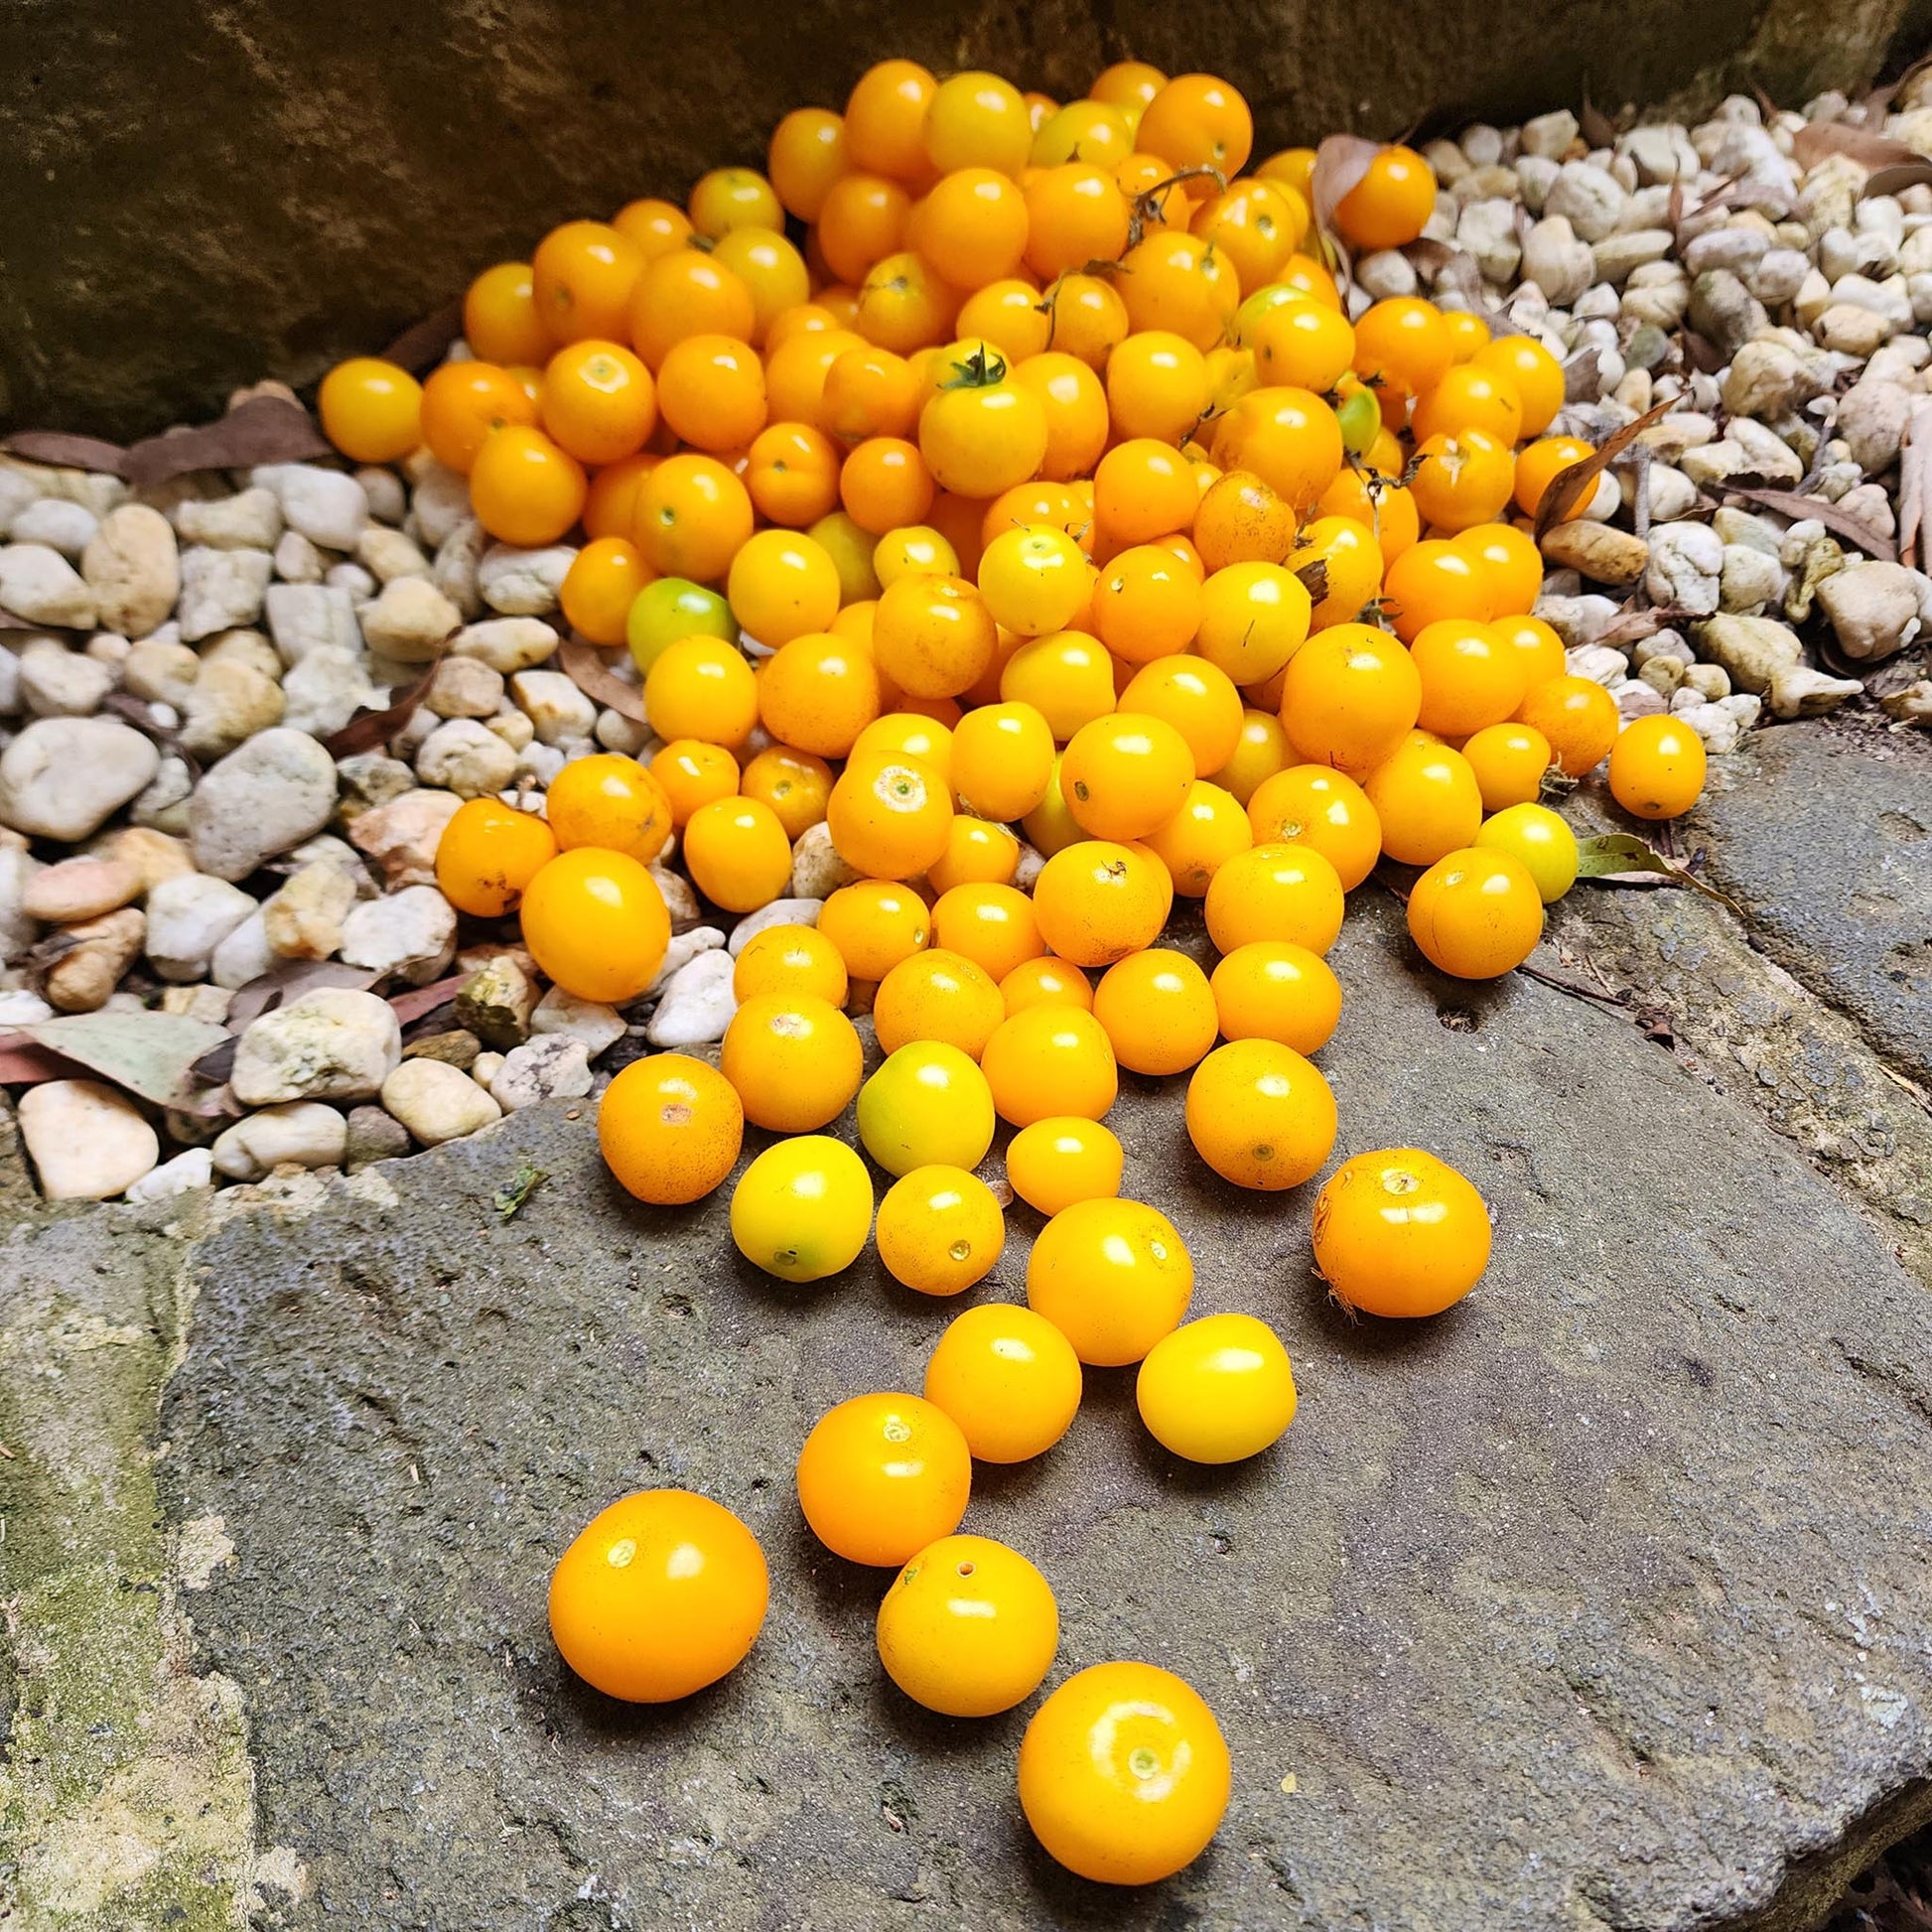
[190, 1035, 239, 1087]
[1863, 52, 1932, 116]
[1293, 558, 1331, 606]
[1722, 485, 1898, 561]
[1532, 397, 1675, 540]
[0, 609, 82, 633]
[1595, 604, 1689, 647]
[122, 396, 332, 487]
[559, 638, 648, 724]
[389, 973, 469, 1026]
[1580, 90, 1615, 150]
[1563, 348, 1604, 403]
[1901, 399, 1932, 569]
[0, 1037, 84, 1084]
[382, 299, 466, 374]
[320, 652, 448, 759]
[225, 959, 380, 1033]
[1863, 160, 1932, 198]
[2, 432, 130, 476]
[1791, 122, 1926, 171]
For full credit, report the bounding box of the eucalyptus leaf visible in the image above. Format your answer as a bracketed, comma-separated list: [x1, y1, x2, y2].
[1574, 833, 1741, 910]
[24, 1010, 230, 1108]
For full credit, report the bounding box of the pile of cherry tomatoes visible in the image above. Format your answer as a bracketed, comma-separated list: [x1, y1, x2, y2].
[317, 54, 1715, 1889]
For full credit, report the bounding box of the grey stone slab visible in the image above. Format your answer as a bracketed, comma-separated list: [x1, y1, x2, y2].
[1693, 720, 1932, 1088]
[160, 895, 1932, 1931]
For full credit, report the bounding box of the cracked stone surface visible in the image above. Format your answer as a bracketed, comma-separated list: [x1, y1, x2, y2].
[134, 883, 1932, 1932]
[1696, 721, 1932, 1091]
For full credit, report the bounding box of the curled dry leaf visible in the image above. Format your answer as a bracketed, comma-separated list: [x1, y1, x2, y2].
[190, 1035, 240, 1087]
[1580, 90, 1616, 150]
[1595, 604, 1688, 647]
[1722, 485, 1898, 562]
[121, 395, 332, 488]
[389, 973, 470, 1026]
[382, 299, 466, 374]
[1863, 160, 1932, 199]
[1532, 397, 1676, 541]
[1563, 348, 1605, 404]
[1899, 398, 1932, 569]
[1292, 557, 1331, 606]
[320, 649, 449, 758]
[559, 638, 649, 724]
[1310, 134, 1380, 239]
[225, 959, 380, 1033]
[1790, 122, 1926, 171]
[2, 432, 130, 476]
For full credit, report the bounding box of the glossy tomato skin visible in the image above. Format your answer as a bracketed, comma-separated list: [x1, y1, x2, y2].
[519, 847, 669, 1003]
[1311, 1147, 1492, 1316]
[1137, 1311, 1298, 1461]
[923, 1303, 1083, 1460]
[1018, 1661, 1232, 1883]
[548, 1489, 767, 1702]
[876, 1533, 1058, 1716]
[795, 1393, 972, 1567]
[598, 1053, 744, 1206]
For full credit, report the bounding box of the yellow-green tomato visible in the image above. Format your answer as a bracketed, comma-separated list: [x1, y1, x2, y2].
[856, 1041, 996, 1176]
[1473, 801, 1579, 902]
[1135, 1311, 1298, 1462]
[1234, 282, 1301, 346]
[730, 1135, 873, 1282]
[625, 575, 735, 675]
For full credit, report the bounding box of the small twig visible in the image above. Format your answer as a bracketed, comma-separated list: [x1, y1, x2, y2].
[1516, 962, 1630, 1009]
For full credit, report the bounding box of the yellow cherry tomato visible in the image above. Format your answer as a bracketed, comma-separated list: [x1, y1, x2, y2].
[1312, 1146, 1492, 1316]
[1184, 1037, 1336, 1191]
[876, 1534, 1059, 1717]
[923, 1304, 1084, 1462]
[1473, 801, 1580, 903]
[729, 1135, 874, 1283]
[795, 1392, 971, 1568]
[875, 1165, 1007, 1297]
[1208, 940, 1342, 1054]
[547, 1489, 767, 1703]
[856, 1040, 997, 1175]
[1027, 1197, 1192, 1366]
[1018, 1661, 1232, 1884]
[1005, 1117, 1124, 1216]
[519, 847, 669, 1003]
[1136, 1311, 1297, 1462]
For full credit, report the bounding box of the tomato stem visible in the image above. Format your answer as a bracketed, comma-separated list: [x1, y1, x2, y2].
[937, 343, 1009, 391]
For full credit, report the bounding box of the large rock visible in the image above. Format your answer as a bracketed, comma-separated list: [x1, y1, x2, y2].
[2, 0, 1925, 436]
[156, 889, 1932, 1931]
[189, 727, 338, 881]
